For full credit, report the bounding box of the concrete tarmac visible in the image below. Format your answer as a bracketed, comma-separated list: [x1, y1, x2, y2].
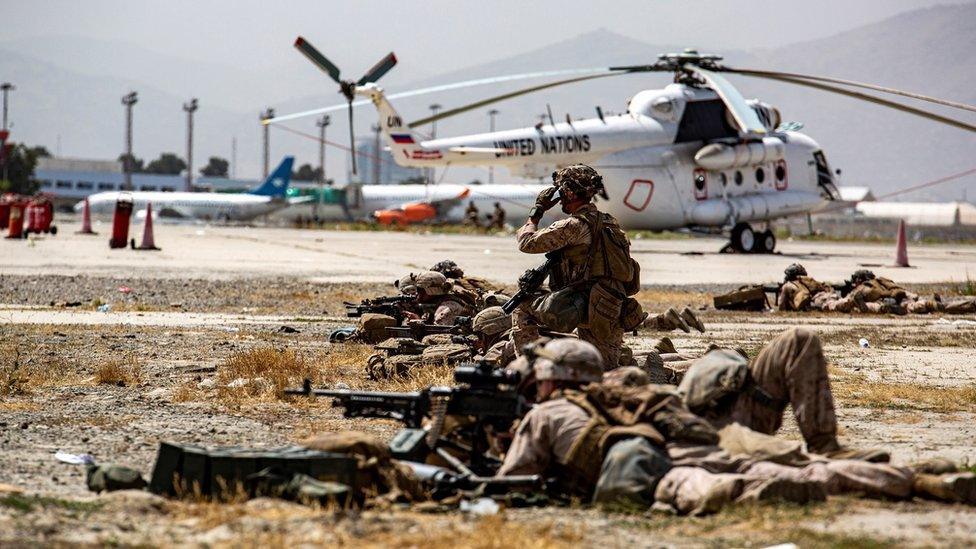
[2, 220, 974, 284]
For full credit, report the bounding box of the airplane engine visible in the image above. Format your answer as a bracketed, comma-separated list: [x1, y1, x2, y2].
[693, 137, 786, 170]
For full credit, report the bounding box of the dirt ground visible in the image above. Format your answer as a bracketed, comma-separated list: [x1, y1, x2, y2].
[1, 270, 975, 547]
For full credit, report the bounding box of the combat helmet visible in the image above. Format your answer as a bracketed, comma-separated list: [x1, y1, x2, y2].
[397, 271, 451, 297]
[430, 259, 464, 279]
[531, 338, 604, 383]
[472, 306, 511, 337]
[851, 269, 876, 285]
[784, 263, 807, 282]
[552, 164, 606, 201]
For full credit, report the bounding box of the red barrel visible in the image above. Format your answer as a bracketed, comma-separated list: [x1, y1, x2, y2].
[25, 197, 56, 235]
[109, 195, 134, 248]
[6, 200, 25, 239]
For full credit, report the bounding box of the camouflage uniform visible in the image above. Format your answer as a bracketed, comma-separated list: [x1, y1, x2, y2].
[681, 328, 845, 455]
[490, 202, 506, 230]
[398, 271, 476, 326]
[513, 202, 629, 367]
[471, 306, 516, 366]
[778, 276, 855, 313]
[851, 274, 975, 314]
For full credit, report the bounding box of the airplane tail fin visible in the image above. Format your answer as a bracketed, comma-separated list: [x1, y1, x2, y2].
[249, 156, 295, 197]
[356, 84, 432, 166]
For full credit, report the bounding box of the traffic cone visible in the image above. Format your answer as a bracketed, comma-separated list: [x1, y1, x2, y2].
[76, 198, 97, 234]
[894, 219, 910, 267]
[135, 202, 160, 251]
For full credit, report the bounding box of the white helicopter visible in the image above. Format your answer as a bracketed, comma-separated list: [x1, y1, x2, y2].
[270, 37, 976, 253]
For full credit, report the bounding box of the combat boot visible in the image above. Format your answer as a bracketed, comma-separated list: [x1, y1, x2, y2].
[852, 292, 870, 313]
[737, 478, 827, 505]
[653, 337, 678, 354]
[692, 477, 743, 516]
[680, 307, 706, 333]
[664, 307, 691, 333]
[913, 473, 976, 504]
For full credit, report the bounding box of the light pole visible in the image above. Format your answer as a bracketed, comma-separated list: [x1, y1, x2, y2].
[121, 91, 138, 190]
[488, 109, 499, 184]
[1, 82, 13, 184]
[183, 98, 198, 192]
[260, 108, 275, 178]
[315, 114, 331, 220]
[371, 124, 382, 185]
[1, 82, 13, 131]
[427, 103, 442, 184]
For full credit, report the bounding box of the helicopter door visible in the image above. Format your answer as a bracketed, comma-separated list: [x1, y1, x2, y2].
[623, 179, 654, 211]
[693, 169, 708, 200]
[774, 159, 788, 191]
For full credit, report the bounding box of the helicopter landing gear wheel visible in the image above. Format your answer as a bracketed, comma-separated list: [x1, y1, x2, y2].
[730, 222, 755, 253]
[755, 230, 776, 254]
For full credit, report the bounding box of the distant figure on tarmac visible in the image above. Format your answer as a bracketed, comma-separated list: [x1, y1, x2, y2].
[489, 202, 506, 230]
[464, 201, 480, 227]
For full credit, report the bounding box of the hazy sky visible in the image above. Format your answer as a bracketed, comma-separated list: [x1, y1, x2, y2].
[1, 0, 961, 75]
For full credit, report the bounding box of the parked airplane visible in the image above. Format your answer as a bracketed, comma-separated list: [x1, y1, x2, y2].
[78, 157, 309, 222]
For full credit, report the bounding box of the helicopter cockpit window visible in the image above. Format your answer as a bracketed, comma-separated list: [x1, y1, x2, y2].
[674, 99, 739, 143]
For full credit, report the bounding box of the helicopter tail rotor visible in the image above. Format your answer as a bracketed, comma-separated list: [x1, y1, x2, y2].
[293, 36, 398, 174]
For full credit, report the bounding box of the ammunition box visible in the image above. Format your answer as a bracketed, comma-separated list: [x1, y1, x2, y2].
[713, 285, 769, 311]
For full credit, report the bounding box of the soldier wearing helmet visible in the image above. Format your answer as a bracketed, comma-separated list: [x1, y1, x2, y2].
[847, 269, 975, 314]
[512, 164, 643, 367]
[498, 338, 675, 504]
[776, 264, 857, 313]
[471, 306, 516, 365]
[396, 271, 476, 326]
[429, 259, 503, 295]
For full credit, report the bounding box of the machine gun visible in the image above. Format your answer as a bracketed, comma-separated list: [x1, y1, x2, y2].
[343, 295, 416, 322]
[403, 461, 544, 500]
[383, 316, 472, 340]
[502, 252, 559, 314]
[286, 361, 530, 476]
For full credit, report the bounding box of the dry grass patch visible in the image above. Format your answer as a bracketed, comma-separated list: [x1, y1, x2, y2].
[635, 288, 709, 310]
[1, 343, 80, 396]
[831, 371, 976, 412]
[216, 346, 317, 404]
[343, 514, 582, 548]
[95, 358, 142, 386]
[822, 326, 976, 349]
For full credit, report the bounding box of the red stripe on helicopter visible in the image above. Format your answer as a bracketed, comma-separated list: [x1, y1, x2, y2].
[411, 150, 442, 160]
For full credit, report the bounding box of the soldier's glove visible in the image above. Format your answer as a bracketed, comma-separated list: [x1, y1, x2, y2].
[529, 186, 560, 223]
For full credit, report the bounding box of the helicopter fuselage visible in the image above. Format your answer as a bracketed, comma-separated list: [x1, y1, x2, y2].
[365, 82, 837, 233]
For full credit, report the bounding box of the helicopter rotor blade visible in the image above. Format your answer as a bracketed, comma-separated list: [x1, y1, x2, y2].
[407, 72, 624, 129]
[294, 36, 342, 84]
[357, 52, 398, 86]
[687, 64, 768, 135]
[727, 68, 976, 114]
[265, 67, 616, 125]
[733, 72, 976, 133]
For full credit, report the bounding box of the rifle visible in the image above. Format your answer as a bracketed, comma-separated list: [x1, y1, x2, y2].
[502, 252, 559, 315]
[402, 461, 544, 500]
[383, 316, 472, 340]
[286, 361, 530, 476]
[344, 295, 415, 322]
[761, 283, 783, 295]
[832, 279, 854, 297]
